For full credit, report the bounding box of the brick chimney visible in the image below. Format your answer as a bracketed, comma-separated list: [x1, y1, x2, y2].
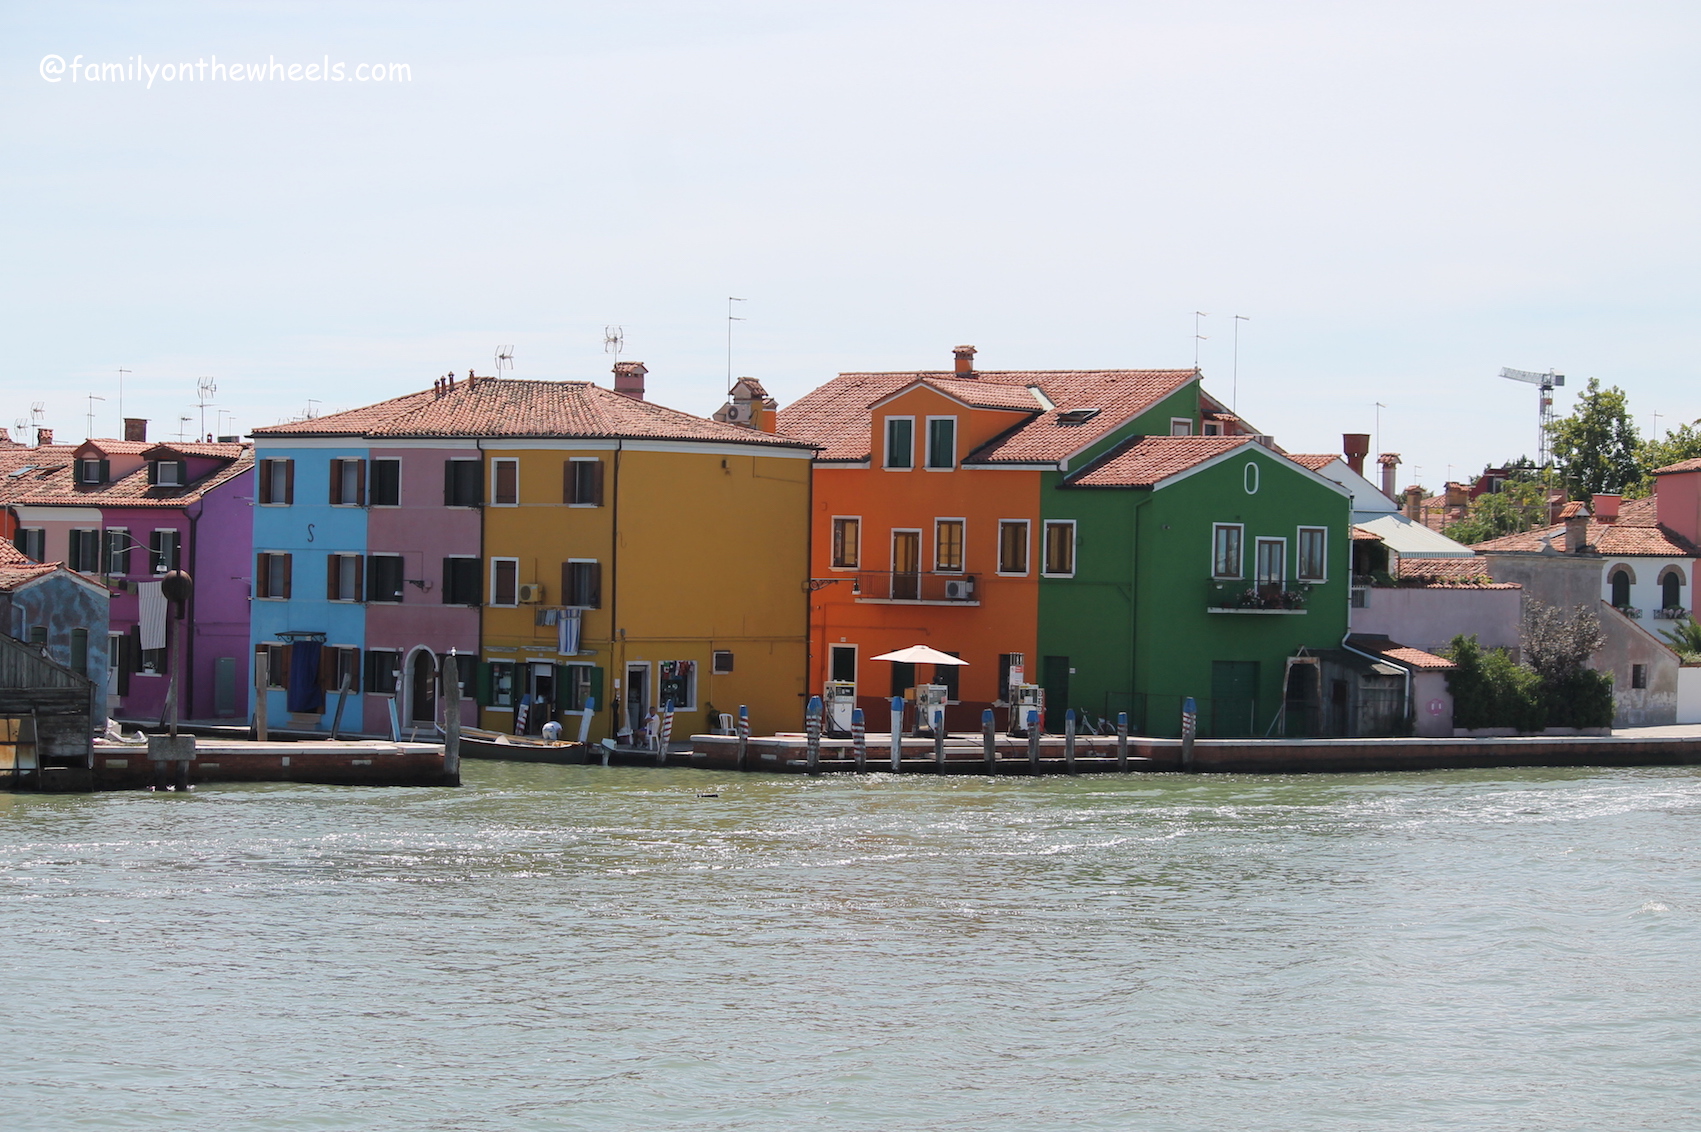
[952, 345, 977, 376]
[123, 418, 148, 442]
[1592, 493, 1621, 522]
[1379, 453, 1401, 501]
[35, 428, 52, 447]
[1342, 433, 1369, 477]
[1560, 500, 1591, 553]
[613, 361, 648, 401]
[1445, 481, 1468, 508]
[1404, 485, 1423, 520]
[1653, 463, 1701, 545]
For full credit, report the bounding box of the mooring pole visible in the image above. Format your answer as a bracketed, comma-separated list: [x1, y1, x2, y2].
[441, 658, 462, 782]
[890, 696, 904, 772]
[658, 700, 674, 766]
[806, 695, 822, 775]
[1117, 711, 1129, 772]
[1181, 695, 1198, 772]
[254, 652, 269, 742]
[1064, 708, 1077, 774]
[982, 708, 996, 773]
[933, 705, 946, 772]
[852, 707, 866, 772]
[1027, 709, 1040, 772]
[735, 705, 750, 770]
[330, 672, 352, 739]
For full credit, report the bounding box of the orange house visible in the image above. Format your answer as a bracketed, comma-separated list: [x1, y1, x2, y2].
[777, 346, 1238, 729]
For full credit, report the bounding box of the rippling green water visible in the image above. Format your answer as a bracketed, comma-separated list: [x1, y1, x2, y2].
[2, 763, 1697, 1130]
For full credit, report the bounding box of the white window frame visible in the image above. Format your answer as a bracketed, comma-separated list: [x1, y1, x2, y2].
[369, 457, 402, 507]
[1041, 519, 1077, 578]
[1296, 526, 1328, 583]
[150, 528, 180, 575]
[657, 660, 698, 713]
[155, 460, 186, 487]
[924, 415, 958, 471]
[883, 416, 916, 471]
[567, 456, 601, 508]
[890, 528, 924, 576]
[491, 457, 520, 507]
[830, 516, 861, 570]
[828, 643, 857, 684]
[329, 553, 362, 603]
[365, 553, 405, 604]
[1202, 420, 1223, 436]
[1212, 523, 1244, 580]
[78, 459, 105, 484]
[1169, 417, 1194, 436]
[15, 529, 45, 562]
[933, 517, 965, 573]
[486, 659, 516, 711]
[997, 519, 1030, 577]
[256, 550, 291, 600]
[490, 557, 520, 607]
[564, 557, 601, 609]
[103, 527, 130, 576]
[1255, 537, 1287, 587]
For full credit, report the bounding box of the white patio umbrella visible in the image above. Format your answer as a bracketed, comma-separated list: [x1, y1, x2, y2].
[868, 645, 969, 666]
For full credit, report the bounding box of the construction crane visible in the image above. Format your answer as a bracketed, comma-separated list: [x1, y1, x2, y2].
[1499, 366, 1565, 467]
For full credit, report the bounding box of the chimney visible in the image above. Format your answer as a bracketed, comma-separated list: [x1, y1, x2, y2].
[124, 418, 148, 443]
[1379, 452, 1401, 501]
[1561, 501, 1591, 553]
[1445, 481, 1468, 508]
[1592, 493, 1621, 522]
[1404, 485, 1423, 520]
[35, 428, 53, 447]
[952, 345, 977, 376]
[1342, 433, 1369, 477]
[613, 361, 648, 401]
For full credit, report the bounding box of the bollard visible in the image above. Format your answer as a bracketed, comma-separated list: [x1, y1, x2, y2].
[933, 706, 946, 771]
[1027, 709, 1041, 772]
[253, 651, 269, 742]
[852, 707, 866, 773]
[982, 709, 996, 773]
[1065, 708, 1077, 774]
[1181, 696, 1198, 772]
[1117, 711, 1129, 772]
[442, 658, 462, 781]
[890, 697, 904, 772]
[658, 700, 675, 766]
[806, 695, 823, 775]
[736, 705, 749, 771]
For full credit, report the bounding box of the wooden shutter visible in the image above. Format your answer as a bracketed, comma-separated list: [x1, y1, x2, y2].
[329, 459, 343, 504]
[326, 554, 339, 600]
[320, 648, 336, 691]
[563, 460, 574, 503]
[444, 460, 455, 506]
[354, 460, 366, 506]
[586, 561, 602, 609]
[283, 460, 295, 504]
[255, 553, 269, 598]
[353, 557, 364, 603]
[128, 624, 143, 671]
[280, 553, 293, 599]
[590, 460, 604, 506]
[475, 661, 491, 707]
[347, 649, 361, 693]
[99, 459, 110, 483]
[116, 636, 131, 695]
[258, 460, 272, 504]
[561, 561, 573, 605]
[588, 666, 603, 709]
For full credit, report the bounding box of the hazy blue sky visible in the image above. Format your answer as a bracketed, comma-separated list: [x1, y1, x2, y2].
[5, 1, 1697, 484]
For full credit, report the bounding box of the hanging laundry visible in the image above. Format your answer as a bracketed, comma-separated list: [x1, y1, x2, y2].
[287, 640, 325, 715]
[557, 609, 581, 656]
[138, 581, 168, 651]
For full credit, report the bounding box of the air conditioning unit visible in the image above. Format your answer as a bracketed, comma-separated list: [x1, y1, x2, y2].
[943, 578, 975, 600]
[517, 583, 545, 604]
[723, 402, 746, 422]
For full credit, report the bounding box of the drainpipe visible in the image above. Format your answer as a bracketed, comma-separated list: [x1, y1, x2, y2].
[186, 501, 202, 722]
[611, 440, 622, 739]
[1340, 631, 1411, 735]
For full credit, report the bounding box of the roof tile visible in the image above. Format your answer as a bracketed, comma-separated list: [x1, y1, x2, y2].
[1066, 435, 1254, 488]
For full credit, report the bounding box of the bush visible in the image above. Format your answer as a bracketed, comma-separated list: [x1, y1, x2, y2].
[1443, 633, 1611, 730]
[1541, 668, 1615, 729]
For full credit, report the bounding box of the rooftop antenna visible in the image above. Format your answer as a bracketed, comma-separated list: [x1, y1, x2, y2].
[494, 345, 514, 378]
[728, 297, 746, 386]
[305, 399, 321, 420]
[30, 402, 45, 443]
[86, 395, 106, 440]
[195, 377, 217, 441]
[1650, 410, 1663, 439]
[1193, 311, 1208, 371]
[1374, 402, 1388, 462]
[177, 415, 192, 442]
[217, 409, 237, 440]
[1232, 315, 1249, 414]
[1498, 367, 1565, 467]
[116, 368, 131, 432]
[603, 325, 624, 371]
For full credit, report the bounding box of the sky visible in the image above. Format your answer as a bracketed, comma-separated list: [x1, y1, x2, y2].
[3, 1, 1698, 487]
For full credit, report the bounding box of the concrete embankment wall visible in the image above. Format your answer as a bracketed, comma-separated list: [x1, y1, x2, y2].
[90, 740, 456, 789]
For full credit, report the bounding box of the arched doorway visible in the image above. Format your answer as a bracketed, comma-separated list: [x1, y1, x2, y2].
[1610, 568, 1632, 608]
[407, 648, 437, 725]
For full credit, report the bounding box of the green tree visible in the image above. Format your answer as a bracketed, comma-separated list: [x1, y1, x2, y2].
[1659, 617, 1701, 662]
[1444, 477, 1550, 544]
[1550, 377, 1642, 497]
[1633, 420, 1701, 496]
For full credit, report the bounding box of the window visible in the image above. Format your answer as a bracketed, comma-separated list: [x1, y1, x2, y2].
[1255, 538, 1287, 587]
[658, 660, 696, 711]
[563, 560, 602, 608]
[363, 650, 400, 696]
[490, 558, 519, 606]
[1043, 520, 1076, 577]
[70, 628, 88, 677]
[445, 459, 482, 507]
[322, 646, 362, 694]
[1170, 417, 1194, 437]
[1610, 569, 1631, 608]
[925, 417, 956, 469]
[1662, 571, 1683, 610]
[367, 554, 405, 603]
[831, 517, 861, 569]
[13, 529, 44, 562]
[78, 458, 109, 484]
[1202, 420, 1224, 436]
[1212, 524, 1244, 579]
[492, 458, 519, 505]
[328, 458, 366, 506]
[326, 554, 364, 602]
[829, 645, 855, 683]
[1297, 527, 1327, 583]
[1632, 664, 1648, 689]
[258, 458, 294, 505]
[566, 458, 604, 506]
[27, 626, 46, 646]
[255, 552, 293, 599]
[884, 417, 914, 469]
[561, 664, 598, 711]
[151, 460, 185, 487]
[443, 557, 481, 605]
[485, 660, 516, 708]
[104, 528, 131, 575]
[998, 520, 1029, 575]
[713, 650, 735, 675]
[935, 519, 964, 572]
[150, 530, 181, 575]
[369, 458, 401, 506]
[256, 643, 289, 688]
[68, 529, 101, 572]
[934, 654, 961, 701]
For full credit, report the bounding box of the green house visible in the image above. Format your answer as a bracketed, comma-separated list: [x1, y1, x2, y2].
[1040, 435, 1352, 737]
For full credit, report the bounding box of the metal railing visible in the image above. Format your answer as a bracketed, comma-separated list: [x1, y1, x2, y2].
[854, 571, 980, 602]
[1206, 578, 1312, 612]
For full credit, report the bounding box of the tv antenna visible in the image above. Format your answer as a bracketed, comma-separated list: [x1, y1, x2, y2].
[86, 395, 106, 440]
[728, 297, 746, 386]
[1498, 367, 1565, 467]
[305, 399, 321, 420]
[29, 402, 45, 441]
[1193, 311, 1208, 371]
[494, 345, 514, 378]
[1231, 315, 1249, 414]
[196, 377, 217, 441]
[117, 368, 131, 429]
[177, 415, 193, 441]
[603, 325, 623, 369]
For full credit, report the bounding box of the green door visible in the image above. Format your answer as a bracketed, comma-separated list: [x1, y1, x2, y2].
[1210, 661, 1259, 737]
[1042, 656, 1070, 732]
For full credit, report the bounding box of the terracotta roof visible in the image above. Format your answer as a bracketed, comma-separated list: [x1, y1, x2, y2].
[8, 450, 254, 509]
[777, 368, 1197, 463]
[77, 439, 156, 457]
[255, 378, 813, 449]
[1617, 496, 1658, 524]
[1348, 635, 1458, 671]
[888, 377, 1045, 413]
[0, 542, 35, 566]
[1066, 435, 1254, 488]
[145, 442, 249, 460]
[1287, 454, 1342, 472]
[0, 562, 69, 590]
[1654, 457, 1701, 475]
[1558, 500, 1588, 519]
[1350, 525, 1383, 541]
[1396, 557, 1495, 584]
[1474, 503, 1701, 557]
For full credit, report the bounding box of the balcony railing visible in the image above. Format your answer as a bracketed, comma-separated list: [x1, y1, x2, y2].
[1207, 578, 1312, 613]
[855, 571, 980, 603]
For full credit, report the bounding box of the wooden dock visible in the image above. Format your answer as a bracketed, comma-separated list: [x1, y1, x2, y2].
[89, 738, 457, 789]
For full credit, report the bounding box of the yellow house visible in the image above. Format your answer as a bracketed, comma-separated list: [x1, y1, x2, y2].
[401, 366, 815, 742]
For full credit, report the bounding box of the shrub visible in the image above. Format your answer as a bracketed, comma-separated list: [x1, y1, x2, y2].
[1443, 632, 1611, 730]
[1541, 668, 1615, 729]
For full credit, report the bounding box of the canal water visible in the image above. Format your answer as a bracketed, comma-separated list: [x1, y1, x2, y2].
[2, 763, 1697, 1130]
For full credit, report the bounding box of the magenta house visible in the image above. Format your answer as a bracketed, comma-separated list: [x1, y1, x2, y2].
[5, 428, 254, 723]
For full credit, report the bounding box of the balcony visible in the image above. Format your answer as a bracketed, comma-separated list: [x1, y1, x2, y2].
[855, 571, 981, 605]
[1207, 578, 1312, 615]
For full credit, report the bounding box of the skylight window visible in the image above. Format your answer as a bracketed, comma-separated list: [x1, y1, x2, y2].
[1056, 408, 1101, 426]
